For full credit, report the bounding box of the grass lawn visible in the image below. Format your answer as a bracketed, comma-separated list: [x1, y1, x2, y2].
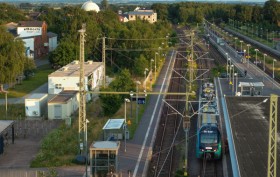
[0, 64, 54, 98]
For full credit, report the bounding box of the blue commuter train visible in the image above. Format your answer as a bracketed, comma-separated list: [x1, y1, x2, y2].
[196, 82, 222, 160]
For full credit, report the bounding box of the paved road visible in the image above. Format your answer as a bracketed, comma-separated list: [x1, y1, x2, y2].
[118, 50, 177, 177]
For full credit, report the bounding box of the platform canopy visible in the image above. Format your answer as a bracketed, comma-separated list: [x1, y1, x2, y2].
[239, 82, 264, 87]
[102, 119, 125, 130]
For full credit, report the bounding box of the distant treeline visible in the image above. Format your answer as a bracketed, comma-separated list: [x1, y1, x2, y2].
[152, 0, 280, 29]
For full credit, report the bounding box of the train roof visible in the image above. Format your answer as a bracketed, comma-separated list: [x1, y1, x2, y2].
[200, 113, 218, 126]
[203, 82, 214, 88]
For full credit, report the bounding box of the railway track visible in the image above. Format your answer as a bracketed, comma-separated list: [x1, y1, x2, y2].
[151, 50, 185, 177]
[149, 26, 226, 177]
[201, 158, 218, 177]
[149, 26, 187, 177]
[192, 34, 225, 177]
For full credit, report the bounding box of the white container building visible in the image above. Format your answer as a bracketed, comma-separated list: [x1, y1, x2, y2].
[48, 60, 103, 101]
[25, 93, 48, 117]
[48, 90, 79, 119]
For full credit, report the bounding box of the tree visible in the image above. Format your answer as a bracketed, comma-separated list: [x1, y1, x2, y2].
[263, 0, 280, 25]
[100, 0, 109, 10]
[99, 87, 122, 116]
[49, 39, 78, 67]
[0, 3, 27, 24]
[0, 27, 29, 88]
[111, 69, 135, 93]
[100, 69, 135, 116]
[134, 55, 149, 76]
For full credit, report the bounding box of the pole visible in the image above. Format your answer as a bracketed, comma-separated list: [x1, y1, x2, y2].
[150, 59, 153, 90]
[240, 41, 243, 53]
[78, 24, 86, 155]
[229, 59, 232, 85]
[264, 54, 267, 72]
[102, 37, 106, 87]
[154, 52, 157, 80]
[235, 73, 238, 95]
[273, 59, 275, 79]
[85, 120, 88, 177]
[5, 92, 7, 119]
[130, 91, 133, 120]
[247, 45, 250, 68]
[255, 49, 258, 65]
[136, 84, 139, 124]
[226, 53, 228, 79]
[124, 99, 127, 152]
[144, 70, 146, 91]
[234, 38, 237, 57]
[232, 66, 234, 94]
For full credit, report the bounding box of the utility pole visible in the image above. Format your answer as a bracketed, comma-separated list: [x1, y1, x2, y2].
[102, 37, 106, 87]
[78, 24, 86, 155]
[267, 94, 278, 177]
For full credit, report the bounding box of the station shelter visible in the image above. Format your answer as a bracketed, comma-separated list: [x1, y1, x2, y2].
[239, 82, 264, 96]
[0, 120, 15, 155]
[102, 119, 126, 141]
[90, 141, 120, 177]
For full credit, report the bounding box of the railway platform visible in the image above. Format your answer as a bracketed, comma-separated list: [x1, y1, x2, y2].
[205, 21, 280, 177]
[117, 50, 177, 177]
[214, 42, 280, 177]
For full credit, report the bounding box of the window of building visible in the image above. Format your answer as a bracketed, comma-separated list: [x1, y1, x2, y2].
[148, 16, 150, 18]
[55, 84, 62, 89]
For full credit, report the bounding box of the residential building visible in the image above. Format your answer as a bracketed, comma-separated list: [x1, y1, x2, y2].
[122, 8, 157, 23]
[4, 21, 58, 59]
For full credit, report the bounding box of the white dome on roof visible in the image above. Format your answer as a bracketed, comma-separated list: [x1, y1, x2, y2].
[81, 1, 100, 12]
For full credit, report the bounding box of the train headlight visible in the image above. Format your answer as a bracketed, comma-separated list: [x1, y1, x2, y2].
[200, 149, 205, 152]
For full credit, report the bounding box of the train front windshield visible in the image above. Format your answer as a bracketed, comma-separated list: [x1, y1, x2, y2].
[200, 129, 219, 145]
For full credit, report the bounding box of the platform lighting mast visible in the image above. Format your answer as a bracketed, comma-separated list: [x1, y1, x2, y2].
[267, 94, 278, 177]
[78, 24, 86, 154]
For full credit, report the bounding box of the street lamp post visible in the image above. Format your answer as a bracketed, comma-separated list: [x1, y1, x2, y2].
[234, 37, 237, 51]
[263, 54, 267, 72]
[255, 49, 259, 65]
[124, 98, 130, 152]
[144, 68, 149, 91]
[150, 59, 154, 91]
[231, 65, 234, 94]
[240, 40, 243, 53]
[135, 81, 141, 124]
[273, 59, 277, 79]
[243, 49, 246, 63]
[130, 91, 133, 119]
[234, 73, 238, 95]
[226, 53, 229, 78]
[228, 58, 232, 83]
[155, 52, 158, 79]
[247, 44, 251, 68]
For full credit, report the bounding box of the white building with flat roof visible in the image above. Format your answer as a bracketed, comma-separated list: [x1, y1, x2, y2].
[48, 60, 103, 101]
